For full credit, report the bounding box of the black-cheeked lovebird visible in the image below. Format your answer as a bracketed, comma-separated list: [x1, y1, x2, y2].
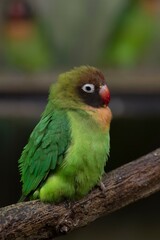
[3, 0, 52, 72]
[19, 66, 112, 202]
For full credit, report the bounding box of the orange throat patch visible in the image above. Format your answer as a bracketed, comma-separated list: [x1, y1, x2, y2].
[84, 106, 112, 131]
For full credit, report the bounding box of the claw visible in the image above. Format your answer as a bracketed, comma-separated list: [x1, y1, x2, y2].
[64, 200, 72, 209]
[98, 181, 106, 194]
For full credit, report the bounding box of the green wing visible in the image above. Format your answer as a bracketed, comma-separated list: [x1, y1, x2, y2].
[18, 110, 70, 200]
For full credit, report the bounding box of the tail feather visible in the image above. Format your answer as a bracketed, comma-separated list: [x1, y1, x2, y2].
[18, 194, 27, 203]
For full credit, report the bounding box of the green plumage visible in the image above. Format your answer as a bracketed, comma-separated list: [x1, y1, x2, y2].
[19, 110, 70, 201]
[3, 0, 53, 72]
[19, 66, 111, 202]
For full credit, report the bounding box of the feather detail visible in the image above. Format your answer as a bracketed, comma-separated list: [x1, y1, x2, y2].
[18, 110, 70, 199]
[83, 106, 112, 130]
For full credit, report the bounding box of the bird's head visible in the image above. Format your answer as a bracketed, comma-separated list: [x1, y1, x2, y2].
[4, 0, 34, 21]
[49, 66, 111, 110]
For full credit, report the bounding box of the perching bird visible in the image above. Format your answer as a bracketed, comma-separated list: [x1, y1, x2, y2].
[3, 0, 53, 72]
[19, 66, 112, 202]
[102, 0, 156, 67]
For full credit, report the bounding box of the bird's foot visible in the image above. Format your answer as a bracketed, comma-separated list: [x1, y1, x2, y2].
[98, 181, 106, 195]
[64, 199, 73, 209]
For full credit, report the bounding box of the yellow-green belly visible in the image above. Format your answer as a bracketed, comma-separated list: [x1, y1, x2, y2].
[39, 110, 110, 202]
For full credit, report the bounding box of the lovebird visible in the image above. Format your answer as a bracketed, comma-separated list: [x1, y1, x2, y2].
[102, 0, 156, 67]
[3, 0, 53, 72]
[19, 66, 112, 203]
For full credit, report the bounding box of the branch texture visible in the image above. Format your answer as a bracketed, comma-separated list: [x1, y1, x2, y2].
[1, 148, 160, 239]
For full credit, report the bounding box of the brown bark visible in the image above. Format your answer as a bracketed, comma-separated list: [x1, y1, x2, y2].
[1, 148, 160, 240]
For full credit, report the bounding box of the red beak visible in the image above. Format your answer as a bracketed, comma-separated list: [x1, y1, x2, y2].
[99, 85, 110, 106]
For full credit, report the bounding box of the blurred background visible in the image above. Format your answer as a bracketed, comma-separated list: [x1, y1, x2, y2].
[0, 0, 160, 239]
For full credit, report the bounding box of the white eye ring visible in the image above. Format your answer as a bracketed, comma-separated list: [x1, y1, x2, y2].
[82, 84, 95, 93]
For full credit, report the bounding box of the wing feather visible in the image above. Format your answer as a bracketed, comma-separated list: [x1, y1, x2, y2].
[18, 110, 70, 199]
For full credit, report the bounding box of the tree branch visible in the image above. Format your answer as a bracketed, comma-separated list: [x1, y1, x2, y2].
[1, 148, 160, 240]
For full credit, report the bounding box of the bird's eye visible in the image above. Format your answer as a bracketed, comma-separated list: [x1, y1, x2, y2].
[82, 84, 95, 93]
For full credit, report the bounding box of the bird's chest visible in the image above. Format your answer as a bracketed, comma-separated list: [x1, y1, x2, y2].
[62, 110, 110, 195]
